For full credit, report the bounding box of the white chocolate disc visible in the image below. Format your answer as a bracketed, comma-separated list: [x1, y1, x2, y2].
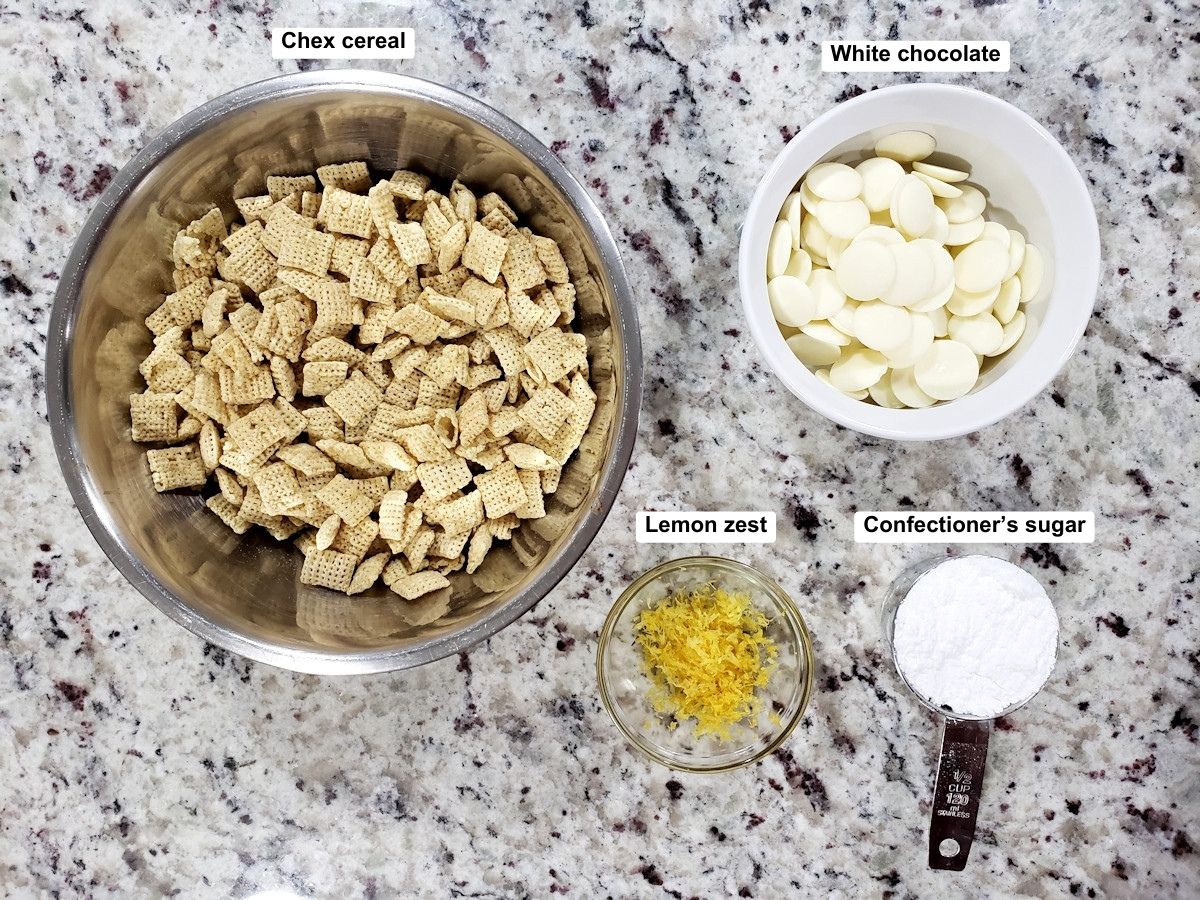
[806, 162, 863, 202]
[781, 191, 804, 249]
[913, 171, 963, 199]
[912, 161, 969, 183]
[1018, 244, 1044, 303]
[913, 339, 980, 401]
[829, 297, 859, 336]
[784, 247, 813, 281]
[938, 184, 986, 224]
[800, 181, 822, 214]
[890, 366, 938, 408]
[992, 277, 1021, 325]
[856, 156, 905, 212]
[787, 332, 842, 367]
[825, 236, 851, 269]
[953, 239, 1010, 292]
[946, 282, 1001, 316]
[884, 312, 936, 368]
[801, 320, 852, 347]
[853, 301, 913, 353]
[768, 275, 817, 327]
[1004, 229, 1026, 280]
[800, 213, 832, 261]
[922, 206, 950, 244]
[815, 367, 868, 400]
[874, 130, 936, 163]
[891, 175, 936, 238]
[835, 240, 898, 301]
[808, 268, 848, 319]
[979, 221, 1011, 248]
[880, 241, 935, 307]
[815, 198, 871, 240]
[830, 346, 888, 392]
[989, 310, 1027, 356]
[923, 306, 950, 337]
[948, 312, 1004, 355]
[944, 215, 986, 246]
[867, 371, 906, 408]
[851, 224, 906, 247]
[767, 220, 792, 278]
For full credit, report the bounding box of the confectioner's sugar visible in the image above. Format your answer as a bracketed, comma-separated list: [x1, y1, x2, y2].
[892, 555, 1059, 718]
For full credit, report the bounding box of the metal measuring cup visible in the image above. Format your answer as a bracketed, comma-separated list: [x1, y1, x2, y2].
[881, 556, 1057, 871]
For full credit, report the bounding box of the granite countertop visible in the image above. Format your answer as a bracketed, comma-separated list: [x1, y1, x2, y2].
[2, 0, 1198, 896]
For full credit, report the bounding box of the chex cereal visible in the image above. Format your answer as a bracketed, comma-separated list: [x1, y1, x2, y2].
[127, 166, 597, 613]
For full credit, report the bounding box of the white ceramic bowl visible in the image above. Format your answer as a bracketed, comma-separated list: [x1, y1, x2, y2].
[739, 83, 1100, 440]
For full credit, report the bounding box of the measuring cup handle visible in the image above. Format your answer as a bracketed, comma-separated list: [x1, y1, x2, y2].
[928, 718, 992, 871]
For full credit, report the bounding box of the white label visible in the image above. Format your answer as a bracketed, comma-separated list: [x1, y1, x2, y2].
[822, 41, 1010, 73]
[272, 27, 414, 59]
[636, 511, 776, 544]
[854, 511, 1094, 543]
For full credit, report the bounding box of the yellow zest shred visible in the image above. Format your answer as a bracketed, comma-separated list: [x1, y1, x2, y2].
[634, 582, 778, 740]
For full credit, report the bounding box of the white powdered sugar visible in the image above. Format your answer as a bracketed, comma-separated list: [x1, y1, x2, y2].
[892, 555, 1059, 718]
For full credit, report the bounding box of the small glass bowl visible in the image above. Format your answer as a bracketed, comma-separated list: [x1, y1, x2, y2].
[596, 556, 814, 773]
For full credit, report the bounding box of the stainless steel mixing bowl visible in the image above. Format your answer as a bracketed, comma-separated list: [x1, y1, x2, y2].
[46, 71, 642, 674]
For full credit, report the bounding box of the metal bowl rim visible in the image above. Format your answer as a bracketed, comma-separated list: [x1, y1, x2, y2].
[45, 69, 643, 675]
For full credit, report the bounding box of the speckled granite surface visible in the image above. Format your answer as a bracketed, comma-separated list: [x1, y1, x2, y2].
[1, 0, 1197, 896]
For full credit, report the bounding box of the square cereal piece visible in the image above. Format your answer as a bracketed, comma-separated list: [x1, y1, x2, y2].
[220, 239, 277, 294]
[456, 392, 491, 445]
[199, 420, 221, 471]
[424, 290, 474, 326]
[461, 223, 508, 284]
[303, 336, 364, 364]
[424, 491, 484, 533]
[466, 525, 492, 574]
[542, 466, 562, 494]
[388, 169, 431, 201]
[478, 191, 517, 221]
[254, 462, 304, 515]
[277, 442, 336, 477]
[500, 232, 547, 293]
[321, 188, 374, 238]
[507, 291, 544, 338]
[269, 354, 298, 400]
[449, 180, 477, 223]
[415, 377, 460, 410]
[459, 276, 505, 324]
[354, 475, 390, 505]
[416, 457, 472, 502]
[404, 526, 435, 568]
[505, 443, 557, 470]
[348, 257, 398, 305]
[398, 424, 453, 462]
[389, 304, 446, 345]
[316, 438, 375, 473]
[300, 548, 356, 593]
[519, 385, 574, 439]
[377, 490, 410, 540]
[348, 552, 390, 595]
[388, 222, 432, 266]
[473, 461, 528, 518]
[330, 235, 370, 277]
[366, 237, 412, 286]
[228, 303, 265, 362]
[218, 364, 275, 406]
[316, 161, 371, 193]
[362, 440, 417, 472]
[130, 391, 179, 443]
[301, 190, 322, 218]
[483, 327, 525, 378]
[146, 444, 207, 492]
[422, 202, 452, 249]
[479, 208, 518, 238]
[330, 515, 379, 563]
[315, 474, 374, 526]
[359, 302, 396, 345]
[326, 370, 383, 427]
[464, 364, 501, 390]
[390, 570, 450, 601]
[514, 468, 545, 519]
[226, 402, 290, 458]
[302, 406, 344, 442]
[262, 203, 317, 256]
[162, 278, 211, 328]
[236, 194, 275, 222]
[367, 180, 400, 236]
[531, 234, 570, 283]
[267, 174, 317, 201]
[222, 219, 264, 253]
[300, 362, 348, 396]
[184, 207, 227, 242]
[276, 226, 335, 276]
[525, 328, 587, 383]
[551, 282, 576, 323]
[206, 493, 250, 534]
[432, 529, 471, 560]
